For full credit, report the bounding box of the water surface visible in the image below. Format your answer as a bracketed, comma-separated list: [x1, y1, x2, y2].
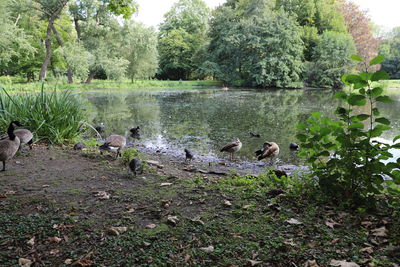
[81, 87, 400, 164]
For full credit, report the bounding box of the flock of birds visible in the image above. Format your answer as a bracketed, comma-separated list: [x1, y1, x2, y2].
[0, 120, 299, 174]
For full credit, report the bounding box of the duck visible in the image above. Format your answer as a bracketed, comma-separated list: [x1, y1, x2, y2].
[95, 123, 105, 134]
[99, 134, 126, 158]
[250, 132, 261, 138]
[220, 138, 242, 161]
[73, 142, 86, 150]
[289, 142, 299, 151]
[255, 141, 280, 164]
[0, 121, 22, 171]
[184, 148, 194, 161]
[129, 158, 143, 176]
[130, 126, 140, 139]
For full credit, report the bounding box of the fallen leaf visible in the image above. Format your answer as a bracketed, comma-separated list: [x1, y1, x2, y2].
[143, 241, 151, 247]
[72, 249, 96, 266]
[64, 259, 73, 264]
[94, 191, 110, 200]
[5, 190, 16, 195]
[199, 245, 214, 252]
[371, 226, 388, 237]
[242, 205, 250, 209]
[0, 194, 7, 198]
[26, 237, 35, 246]
[325, 219, 341, 229]
[50, 249, 60, 255]
[223, 200, 232, 207]
[107, 226, 128, 236]
[184, 254, 191, 263]
[48, 236, 62, 243]
[331, 238, 340, 244]
[160, 183, 173, 187]
[247, 259, 263, 266]
[18, 258, 32, 267]
[286, 218, 302, 225]
[42, 185, 50, 188]
[283, 238, 296, 246]
[359, 247, 374, 254]
[145, 224, 157, 229]
[329, 259, 360, 267]
[305, 260, 319, 267]
[167, 215, 179, 226]
[361, 221, 373, 228]
[191, 217, 205, 226]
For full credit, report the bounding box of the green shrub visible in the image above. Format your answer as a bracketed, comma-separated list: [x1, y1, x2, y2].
[297, 55, 400, 207]
[0, 86, 87, 144]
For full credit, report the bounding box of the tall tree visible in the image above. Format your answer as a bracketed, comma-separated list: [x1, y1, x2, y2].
[380, 27, 400, 78]
[339, 0, 380, 71]
[158, 0, 210, 80]
[34, 0, 70, 80]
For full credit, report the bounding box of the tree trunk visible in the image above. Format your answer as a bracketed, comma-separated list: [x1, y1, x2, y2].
[74, 18, 81, 42]
[51, 24, 73, 83]
[85, 70, 97, 84]
[39, 20, 53, 80]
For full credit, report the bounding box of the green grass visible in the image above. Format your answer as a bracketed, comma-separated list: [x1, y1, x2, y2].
[0, 87, 87, 144]
[1, 78, 223, 93]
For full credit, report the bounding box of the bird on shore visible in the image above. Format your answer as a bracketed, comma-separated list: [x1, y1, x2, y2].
[73, 142, 86, 150]
[250, 132, 261, 138]
[1, 128, 33, 150]
[289, 142, 299, 151]
[130, 126, 140, 139]
[95, 123, 105, 134]
[184, 148, 194, 162]
[220, 138, 242, 161]
[0, 121, 22, 171]
[99, 134, 126, 158]
[255, 141, 280, 164]
[129, 158, 143, 176]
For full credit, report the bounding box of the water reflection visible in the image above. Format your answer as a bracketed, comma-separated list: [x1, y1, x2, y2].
[80, 88, 399, 164]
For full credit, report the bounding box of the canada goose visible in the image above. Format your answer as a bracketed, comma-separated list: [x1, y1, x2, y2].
[95, 123, 105, 134]
[14, 129, 33, 150]
[184, 148, 194, 161]
[0, 121, 22, 171]
[129, 158, 143, 176]
[255, 141, 279, 164]
[289, 142, 299, 151]
[220, 138, 242, 160]
[73, 142, 85, 150]
[99, 134, 126, 158]
[250, 132, 261, 138]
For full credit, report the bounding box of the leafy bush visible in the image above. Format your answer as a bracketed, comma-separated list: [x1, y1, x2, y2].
[297, 55, 400, 207]
[0, 86, 87, 144]
[305, 31, 356, 88]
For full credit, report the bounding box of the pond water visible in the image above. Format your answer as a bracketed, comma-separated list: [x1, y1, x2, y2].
[81, 87, 400, 165]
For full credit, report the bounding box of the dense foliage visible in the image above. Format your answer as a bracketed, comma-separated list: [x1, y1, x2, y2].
[297, 55, 400, 207]
[0, 0, 397, 88]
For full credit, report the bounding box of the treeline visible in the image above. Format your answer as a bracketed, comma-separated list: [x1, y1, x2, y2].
[1, 0, 399, 88]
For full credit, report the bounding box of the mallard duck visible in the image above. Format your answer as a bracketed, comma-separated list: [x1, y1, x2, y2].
[220, 138, 242, 160]
[289, 142, 299, 151]
[0, 121, 22, 171]
[99, 134, 126, 158]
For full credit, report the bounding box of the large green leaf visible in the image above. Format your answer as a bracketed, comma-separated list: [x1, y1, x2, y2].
[348, 122, 364, 129]
[348, 94, 366, 106]
[350, 54, 363, 62]
[376, 96, 393, 103]
[375, 117, 390, 125]
[371, 70, 390, 81]
[370, 87, 383, 97]
[369, 55, 385, 66]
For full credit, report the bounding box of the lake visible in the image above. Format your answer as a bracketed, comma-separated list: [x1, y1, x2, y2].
[81, 87, 400, 165]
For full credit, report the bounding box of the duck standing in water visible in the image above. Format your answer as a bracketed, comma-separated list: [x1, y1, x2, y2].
[220, 138, 242, 161]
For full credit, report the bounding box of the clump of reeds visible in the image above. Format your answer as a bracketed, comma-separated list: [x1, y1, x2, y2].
[0, 86, 87, 144]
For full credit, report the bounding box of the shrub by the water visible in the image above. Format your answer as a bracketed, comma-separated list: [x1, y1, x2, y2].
[0, 87, 87, 144]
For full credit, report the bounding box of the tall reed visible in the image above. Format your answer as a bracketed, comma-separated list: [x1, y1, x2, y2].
[0, 86, 87, 144]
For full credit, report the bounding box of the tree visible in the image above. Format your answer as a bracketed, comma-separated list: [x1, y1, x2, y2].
[380, 27, 400, 79]
[158, 0, 210, 80]
[206, 2, 304, 87]
[339, 1, 380, 71]
[120, 22, 158, 81]
[0, 0, 35, 72]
